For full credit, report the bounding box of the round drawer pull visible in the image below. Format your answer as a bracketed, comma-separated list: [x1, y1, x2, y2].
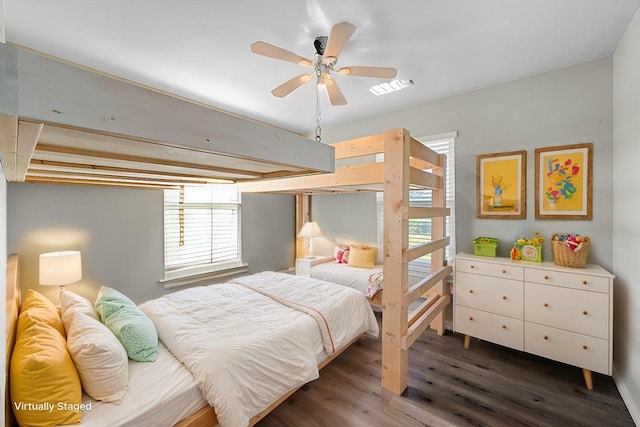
[582, 345, 588, 350]
[469, 289, 474, 294]
[544, 275, 550, 280]
[582, 280, 588, 285]
[501, 269, 506, 274]
[470, 265, 475, 269]
[502, 325, 507, 329]
[469, 316, 474, 321]
[502, 296, 507, 300]
[544, 335, 549, 340]
[544, 303, 549, 308]
[583, 310, 588, 316]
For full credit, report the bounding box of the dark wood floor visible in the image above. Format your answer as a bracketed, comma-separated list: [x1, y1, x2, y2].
[259, 313, 634, 427]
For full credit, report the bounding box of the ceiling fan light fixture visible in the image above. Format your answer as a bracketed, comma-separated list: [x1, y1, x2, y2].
[369, 79, 414, 96]
[322, 56, 338, 66]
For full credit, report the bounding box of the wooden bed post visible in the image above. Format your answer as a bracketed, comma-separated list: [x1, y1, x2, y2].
[429, 155, 446, 335]
[295, 194, 311, 260]
[381, 128, 410, 395]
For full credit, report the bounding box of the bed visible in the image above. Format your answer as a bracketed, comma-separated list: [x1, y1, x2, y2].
[310, 260, 383, 296]
[299, 255, 384, 309]
[5, 255, 378, 427]
[77, 342, 209, 427]
[241, 128, 452, 395]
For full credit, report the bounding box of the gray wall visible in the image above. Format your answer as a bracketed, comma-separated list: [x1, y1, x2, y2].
[7, 183, 295, 304]
[311, 192, 378, 260]
[613, 11, 640, 424]
[319, 57, 614, 272]
[241, 192, 296, 272]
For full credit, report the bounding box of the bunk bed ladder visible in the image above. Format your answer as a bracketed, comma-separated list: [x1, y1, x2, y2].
[381, 128, 451, 395]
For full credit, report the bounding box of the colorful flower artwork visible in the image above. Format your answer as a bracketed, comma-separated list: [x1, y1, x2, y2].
[535, 143, 592, 219]
[544, 157, 580, 206]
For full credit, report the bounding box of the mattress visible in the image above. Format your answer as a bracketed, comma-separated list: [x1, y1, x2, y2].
[72, 342, 208, 427]
[140, 271, 379, 427]
[310, 261, 383, 296]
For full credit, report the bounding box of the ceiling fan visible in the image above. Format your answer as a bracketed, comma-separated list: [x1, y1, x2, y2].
[250, 21, 398, 106]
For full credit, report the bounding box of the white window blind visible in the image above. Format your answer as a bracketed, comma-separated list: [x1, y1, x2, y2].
[164, 184, 242, 273]
[376, 133, 456, 267]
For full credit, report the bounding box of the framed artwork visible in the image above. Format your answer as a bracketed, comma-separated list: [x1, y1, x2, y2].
[477, 150, 526, 219]
[535, 143, 593, 219]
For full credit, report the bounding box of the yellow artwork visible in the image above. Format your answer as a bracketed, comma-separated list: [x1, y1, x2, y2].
[535, 143, 593, 219]
[540, 151, 584, 212]
[477, 151, 526, 219]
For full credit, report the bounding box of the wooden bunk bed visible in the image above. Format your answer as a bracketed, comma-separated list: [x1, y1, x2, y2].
[242, 128, 452, 395]
[0, 43, 334, 188]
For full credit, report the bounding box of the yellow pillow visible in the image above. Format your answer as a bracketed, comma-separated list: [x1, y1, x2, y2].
[348, 245, 377, 269]
[10, 311, 83, 427]
[19, 289, 65, 337]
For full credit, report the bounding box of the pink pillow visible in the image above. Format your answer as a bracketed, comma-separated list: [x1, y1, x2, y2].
[334, 245, 350, 264]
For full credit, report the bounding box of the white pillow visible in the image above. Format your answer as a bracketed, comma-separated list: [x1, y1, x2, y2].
[60, 290, 100, 329]
[66, 310, 129, 403]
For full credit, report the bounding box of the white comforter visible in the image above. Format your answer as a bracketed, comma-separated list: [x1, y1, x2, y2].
[310, 262, 383, 296]
[140, 271, 378, 427]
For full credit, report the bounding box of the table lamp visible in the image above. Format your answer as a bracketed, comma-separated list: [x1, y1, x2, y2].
[298, 222, 322, 258]
[39, 251, 82, 293]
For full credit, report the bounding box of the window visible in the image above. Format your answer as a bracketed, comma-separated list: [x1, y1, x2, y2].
[377, 132, 456, 271]
[163, 184, 244, 285]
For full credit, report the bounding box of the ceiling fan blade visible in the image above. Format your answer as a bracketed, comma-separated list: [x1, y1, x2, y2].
[323, 22, 356, 60]
[251, 41, 313, 67]
[271, 73, 314, 98]
[336, 66, 398, 79]
[323, 75, 347, 106]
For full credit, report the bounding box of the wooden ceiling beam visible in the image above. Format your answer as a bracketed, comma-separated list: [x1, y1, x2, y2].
[27, 159, 233, 183]
[25, 176, 177, 189]
[26, 170, 215, 185]
[16, 120, 43, 181]
[34, 143, 265, 178]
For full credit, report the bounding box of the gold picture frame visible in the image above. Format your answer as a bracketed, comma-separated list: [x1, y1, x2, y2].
[535, 143, 593, 220]
[477, 150, 526, 219]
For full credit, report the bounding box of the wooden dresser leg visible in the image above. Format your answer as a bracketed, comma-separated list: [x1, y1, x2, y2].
[583, 368, 593, 390]
[463, 335, 471, 349]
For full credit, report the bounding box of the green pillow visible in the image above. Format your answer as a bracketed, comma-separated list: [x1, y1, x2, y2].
[95, 286, 158, 362]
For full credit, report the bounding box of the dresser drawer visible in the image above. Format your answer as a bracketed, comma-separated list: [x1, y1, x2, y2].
[524, 268, 610, 293]
[525, 282, 609, 339]
[456, 272, 523, 319]
[455, 306, 524, 351]
[525, 323, 609, 375]
[456, 259, 523, 281]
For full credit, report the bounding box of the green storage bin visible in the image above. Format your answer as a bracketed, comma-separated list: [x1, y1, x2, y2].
[473, 237, 498, 257]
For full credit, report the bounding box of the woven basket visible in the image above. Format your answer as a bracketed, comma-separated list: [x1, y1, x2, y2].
[551, 234, 590, 268]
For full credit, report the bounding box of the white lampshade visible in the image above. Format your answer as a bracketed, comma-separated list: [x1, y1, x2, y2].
[39, 251, 82, 286]
[298, 222, 322, 238]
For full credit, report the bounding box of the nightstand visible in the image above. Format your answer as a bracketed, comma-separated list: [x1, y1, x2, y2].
[295, 256, 333, 277]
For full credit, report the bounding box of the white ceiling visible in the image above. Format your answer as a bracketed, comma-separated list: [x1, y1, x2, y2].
[4, 0, 640, 136]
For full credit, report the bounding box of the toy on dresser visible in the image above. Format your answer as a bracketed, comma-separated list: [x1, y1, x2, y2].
[510, 232, 544, 262]
[551, 233, 590, 268]
[473, 237, 498, 257]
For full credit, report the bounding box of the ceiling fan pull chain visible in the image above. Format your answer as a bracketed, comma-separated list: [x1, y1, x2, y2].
[315, 63, 322, 143]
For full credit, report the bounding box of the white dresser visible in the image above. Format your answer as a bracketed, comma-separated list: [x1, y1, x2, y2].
[453, 253, 614, 389]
